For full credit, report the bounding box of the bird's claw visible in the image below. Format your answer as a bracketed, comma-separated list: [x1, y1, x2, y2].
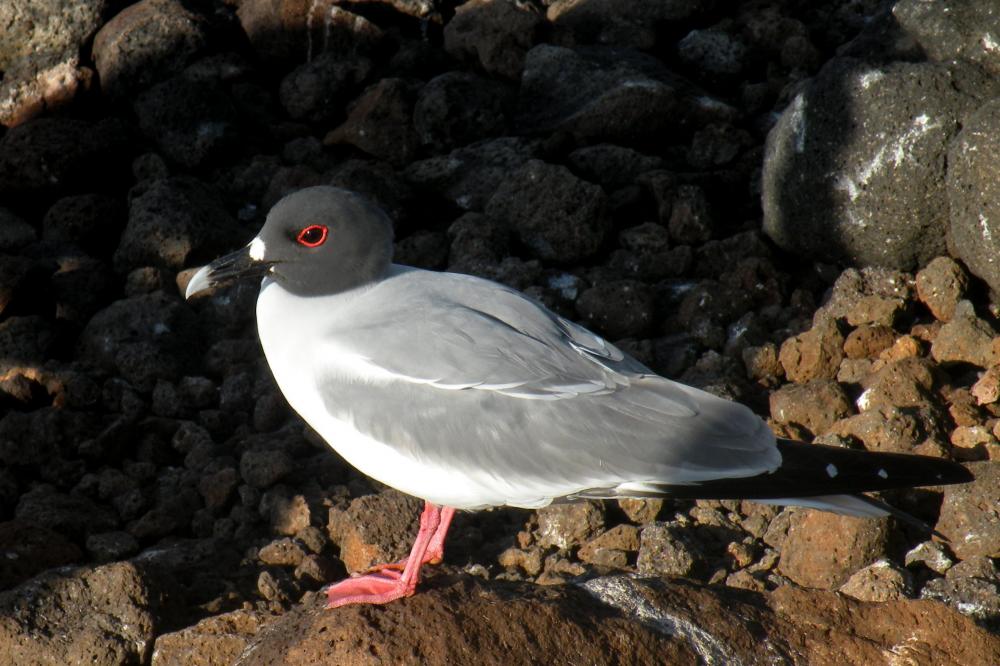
[325, 571, 413, 608]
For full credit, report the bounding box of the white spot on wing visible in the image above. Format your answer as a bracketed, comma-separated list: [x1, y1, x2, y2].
[826, 463, 838, 478]
[248, 237, 267, 260]
[878, 468, 889, 479]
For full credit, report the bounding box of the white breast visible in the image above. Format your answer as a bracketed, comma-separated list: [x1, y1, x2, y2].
[255, 277, 545, 509]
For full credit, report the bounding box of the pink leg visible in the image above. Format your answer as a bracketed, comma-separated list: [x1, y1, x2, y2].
[362, 504, 456, 575]
[325, 501, 455, 608]
[424, 506, 455, 564]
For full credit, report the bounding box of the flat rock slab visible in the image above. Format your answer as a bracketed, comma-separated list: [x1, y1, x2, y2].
[204, 574, 999, 666]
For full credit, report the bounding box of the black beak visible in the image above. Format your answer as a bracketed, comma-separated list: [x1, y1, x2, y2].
[184, 244, 275, 300]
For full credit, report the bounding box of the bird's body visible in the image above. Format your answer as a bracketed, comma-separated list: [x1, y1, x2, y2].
[186, 186, 973, 608]
[256, 264, 779, 510]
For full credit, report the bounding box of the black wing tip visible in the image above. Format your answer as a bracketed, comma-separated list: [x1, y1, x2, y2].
[775, 439, 975, 492]
[932, 460, 974, 486]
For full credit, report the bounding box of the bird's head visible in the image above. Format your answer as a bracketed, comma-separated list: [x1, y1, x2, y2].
[185, 186, 394, 299]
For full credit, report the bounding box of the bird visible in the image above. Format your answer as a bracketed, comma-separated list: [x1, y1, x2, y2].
[185, 185, 973, 608]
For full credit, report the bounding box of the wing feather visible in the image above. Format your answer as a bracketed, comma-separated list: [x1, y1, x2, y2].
[312, 268, 780, 507]
[334, 277, 645, 399]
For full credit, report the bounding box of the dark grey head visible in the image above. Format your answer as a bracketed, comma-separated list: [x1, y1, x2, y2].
[186, 186, 394, 299]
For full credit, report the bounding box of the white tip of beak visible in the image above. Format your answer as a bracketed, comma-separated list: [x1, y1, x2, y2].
[248, 237, 267, 260]
[184, 265, 213, 300]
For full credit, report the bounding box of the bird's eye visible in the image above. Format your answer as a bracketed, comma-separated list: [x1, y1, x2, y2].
[296, 225, 328, 247]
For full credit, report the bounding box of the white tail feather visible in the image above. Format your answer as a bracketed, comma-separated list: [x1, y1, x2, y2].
[756, 494, 891, 518]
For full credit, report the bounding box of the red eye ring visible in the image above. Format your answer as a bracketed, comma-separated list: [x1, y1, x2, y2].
[296, 224, 328, 247]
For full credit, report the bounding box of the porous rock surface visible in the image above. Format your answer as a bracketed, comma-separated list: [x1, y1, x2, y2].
[0, 1, 998, 664]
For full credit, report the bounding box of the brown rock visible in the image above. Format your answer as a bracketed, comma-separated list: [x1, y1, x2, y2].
[498, 546, 543, 576]
[324, 78, 420, 166]
[836, 357, 873, 385]
[443, 0, 544, 81]
[617, 497, 663, 524]
[546, 0, 701, 50]
[413, 71, 512, 153]
[0, 562, 155, 664]
[266, 491, 311, 536]
[778, 510, 891, 589]
[920, 556, 1000, 624]
[240, 448, 294, 488]
[575, 280, 655, 339]
[533, 553, 586, 585]
[239, 576, 694, 664]
[845, 295, 906, 327]
[910, 320, 943, 343]
[971, 365, 1000, 405]
[916, 256, 969, 322]
[295, 525, 328, 554]
[637, 522, 700, 577]
[486, 159, 610, 264]
[578, 524, 640, 567]
[827, 407, 923, 454]
[879, 334, 923, 362]
[258, 537, 307, 567]
[767, 419, 812, 442]
[811, 267, 913, 326]
[198, 467, 239, 510]
[779, 318, 845, 383]
[769, 379, 853, 436]
[0, 520, 83, 589]
[936, 461, 1000, 559]
[0, 1, 103, 126]
[151, 609, 269, 666]
[236, 0, 384, 68]
[92, 0, 209, 100]
[930, 300, 999, 367]
[86, 531, 140, 563]
[278, 52, 373, 124]
[742, 342, 783, 381]
[843, 324, 895, 359]
[726, 568, 766, 591]
[14, 487, 119, 540]
[327, 490, 421, 573]
[950, 425, 995, 461]
[667, 183, 714, 245]
[838, 559, 913, 602]
[228, 574, 1000, 666]
[535, 501, 604, 550]
[0, 116, 133, 203]
[768, 584, 998, 665]
[0, 57, 93, 128]
[726, 541, 756, 569]
[904, 539, 954, 574]
[293, 553, 341, 585]
[858, 357, 939, 412]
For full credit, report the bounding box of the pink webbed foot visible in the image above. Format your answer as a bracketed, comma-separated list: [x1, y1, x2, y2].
[325, 569, 414, 608]
[325, 502, 456, 609]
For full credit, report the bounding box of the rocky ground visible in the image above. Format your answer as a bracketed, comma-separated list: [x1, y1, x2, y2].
[0, 0, 998, 664]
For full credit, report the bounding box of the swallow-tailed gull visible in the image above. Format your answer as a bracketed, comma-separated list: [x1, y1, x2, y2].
[185, 186, 973, 608]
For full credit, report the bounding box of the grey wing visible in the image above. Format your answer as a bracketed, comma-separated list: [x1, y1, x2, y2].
[341, 275, 656, 400]
[325, 271, 780, 504]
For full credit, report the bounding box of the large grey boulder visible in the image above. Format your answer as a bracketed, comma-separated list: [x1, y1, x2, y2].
[894, 0, 1000, 76]
[763, 58, 999, 270]
[948, 99, 1000, 294]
